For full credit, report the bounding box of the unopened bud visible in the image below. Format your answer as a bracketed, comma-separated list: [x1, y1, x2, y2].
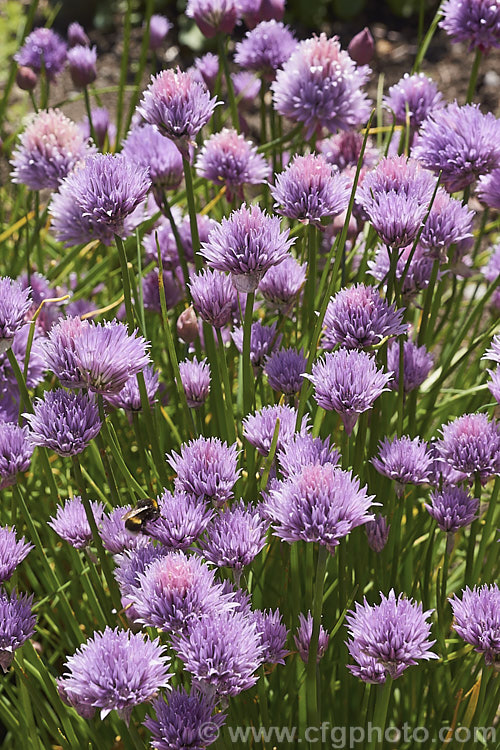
[16, 66, 38, 91]
[177, 306, 199, 343]
[366, 514, 390, 553]
[347, 27, 374, 66]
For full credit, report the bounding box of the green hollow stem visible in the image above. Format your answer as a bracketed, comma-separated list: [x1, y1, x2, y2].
[97, 395, 145, 498]
[306, 544, 328, 733]
[397, 337, 405, 436]
[114, 234, 135, 330]
[466, 49, 482, 104]
[259, 78, 267, 144]
[367, 678, 392, 750]
[12, 484, 83, 645]
[417, 258, 440, 346]
[71, 454, 123, 615]
[161, 193, 192, 300]
[136, 371, 170, 485]
[465, 474, 482, 586]
[472, 476, 500, 583]
[156, 240, 195, 437]
[216, 328, 237, 443]
[217, 33, 239, 131]
[182, 158, 202, 271]
[115, 0, 132, 143]
[242, 291, 256, 419]
[83, 87, 98, 147]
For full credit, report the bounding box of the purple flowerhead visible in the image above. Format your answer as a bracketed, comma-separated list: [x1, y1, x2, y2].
[276, 433, 340, 480]
[240, 0, 285, 28]
[369, 243, 435, 300]
[49, 153, 151, 246]
[0, 423, 33, 490]
[322, 283, 407, 351]
[113, 543, 170, 621]
[318, 131, 379, 172]
[307, 349, 393, 435]
[191, 52, 220, 92]
[483, 334, 500, 365]
[67, 22, 90, 48]
[272, 33, 371, 139]
[196, 128, 270, 202]
[419, 188, 474, 259]
[294, 611, 329, 664]
[440, 0, 500, 52]
[186, 0, 239, 38]
[347, 27, 374, 66]
[68, 44, 97, 88]
[172, 608, 264, 698]
[449, 584, 500, 666]
[15, 27, 67, 80]
[122, 124, 183, 192]
[253, 609, 289, 665]
[232, 70, 261, 105]
[145, 489, 213, 549]
[388, 339, 434, 394]
[0, 277, 31, 353]
[477, 167, 500, 210]
[384, 73, 443, 132]
[232, 320, 281, 370]
[144, 688, 226, 750]
[80, 107, 115, 150]
[104, 364, 159, 412]
[200, 500, 268, 577]
[346, 589, 437, 683]
[128, 551, 231, 632]
[57, 627, 171, 724]
[366, 515, 390, 553]
[425, 486, 479, 533]
[412, 103, 500, 193]
[48, 496, 105, 550]
[263, 463, 374, 552]
[148, 14, 172, 51]
[138, 68, 218, 161]
[258, 255, 306, 310]
[189, 268, 237, 328]
[357, 156, 435, 248]
[271, 153, 351, 225]
[178, 213, 216, 264]
[168, 437, 240, 506]
[487, 367, 500, 405]
[243, 404, 310, 456]
[25, 389, 101, 457]
[0, 527, 33, 583]
[0, 589, 36, 673]
[48, 318, 150, 395]
[435, 413, 500, 483]
[200, 203, 294, 293]
[234, 20, 297, 78]
[371, 435, 433, 497]
[264, 347, 306, 395]
[99, 505, 151, 555]
[11, 109, 93, 191]
[0, 325, 46, 396]
[179, 356, 211, 409]
[143, 217, 179, 268]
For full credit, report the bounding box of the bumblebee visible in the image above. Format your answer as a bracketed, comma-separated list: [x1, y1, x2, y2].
[122, 497, 160, 533]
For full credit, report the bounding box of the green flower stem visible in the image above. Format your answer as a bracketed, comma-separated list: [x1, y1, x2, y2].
[71, 454, 123, 616]
[465, 474, 482, 586]
[136, 371, 170, 485]
[156, 236, 195, 437]
[397, 337, 405, 436]
[182, 157, 202, 271]
[472, 476, 500, 583]
[367, 678, 392, 750]
[97, 396, 145, 499]
[13, 484, 83, 645]
[114, 234, 135, 330]
[125, 720, 147, 750]
[83, 87, 98, 147]
[6, 346, 59, 502]
[417, 259, 440, 346]
[216, 328, 237, 443]
[466, 49, 482, 104]
[259, 78, 267, 144]
[259, 417, 280, 491]
[115, 0, 132, 143]
[257, 123, 302, 154]
[123, 0, 154, 135]
[95, 429, 122, 507]
[217, 33, 239, 131]
[242, 291, 256, 418]
[306, 544, 328, 732]
[161, 194, 192, 300]
[303, 224, 318, 345]
[412, 2, 442, 73]
[203, 322, 229, 441]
